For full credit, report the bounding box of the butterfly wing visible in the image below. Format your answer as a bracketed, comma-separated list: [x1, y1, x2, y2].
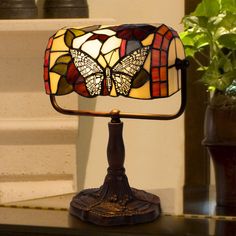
[70, 49, 104, 96]
[112, 46, 150, 96]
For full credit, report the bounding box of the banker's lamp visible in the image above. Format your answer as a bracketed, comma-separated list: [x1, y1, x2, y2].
[44, 24, 188, 226]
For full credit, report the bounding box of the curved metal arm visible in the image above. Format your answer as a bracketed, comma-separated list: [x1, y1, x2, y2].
[50, 59, 189, 121]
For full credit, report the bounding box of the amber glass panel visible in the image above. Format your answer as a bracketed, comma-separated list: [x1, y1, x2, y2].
[160, 83, 167, 96]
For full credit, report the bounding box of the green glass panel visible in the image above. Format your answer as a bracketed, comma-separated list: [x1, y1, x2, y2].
[50, 63, 68, 76]
[70, 28, 85, 37]
[132, 69, 149, 88]
[57, 76, 73, 95]
[81, 25, 100, 32]
[56, 54, 72, 64]
[64, 30, 76, 48]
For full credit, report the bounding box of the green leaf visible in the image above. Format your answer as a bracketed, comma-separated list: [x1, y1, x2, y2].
[194, 34, 209, 48]
[183, 15, 199, 27]
[55, 54, 72, 64]
[218, 33, 236, 49]
[215, 27, 228, 40]
[197, 16, 209, 28]
[222, 57, 233, 72]
[194, 0, 221, 17]
[184, 47, 197, 58]
[64, 30, 76, 48]
[132, 69, 149, 88]
[179, 32, 195, 46]
[50, 63, 68, 76]
[219, 12, 236, 30]
[56, 76, 74, 95]
[221, 0, 236, 12]
[197, 66, 208, 71]
[209, 14, 225, 26]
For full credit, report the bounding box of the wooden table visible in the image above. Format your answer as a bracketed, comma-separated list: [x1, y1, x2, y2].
[1, 193, 236, 236]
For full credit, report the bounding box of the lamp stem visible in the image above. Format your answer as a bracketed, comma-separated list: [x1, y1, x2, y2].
[99, 120, 133, 205]
[107, 120, 125, 169]
[70, 118, 161, 226]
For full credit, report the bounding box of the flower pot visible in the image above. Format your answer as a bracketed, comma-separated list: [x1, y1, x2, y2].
[43, 0, 89, 18]
[0, 0, 37, 19]
[203, 102, 236, 207]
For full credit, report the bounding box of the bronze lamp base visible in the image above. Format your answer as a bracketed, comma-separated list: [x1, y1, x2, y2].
[69, 120, 161, 226]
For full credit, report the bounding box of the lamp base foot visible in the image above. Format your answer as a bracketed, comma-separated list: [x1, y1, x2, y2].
[70, 187, 161, 226]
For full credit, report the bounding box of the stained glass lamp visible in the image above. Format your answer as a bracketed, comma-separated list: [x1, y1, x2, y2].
[44, 24, 188, 226]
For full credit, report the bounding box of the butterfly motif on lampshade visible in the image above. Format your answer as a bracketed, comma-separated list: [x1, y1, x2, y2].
[70, 46, 150, 96]
[44, 24, 185, 99]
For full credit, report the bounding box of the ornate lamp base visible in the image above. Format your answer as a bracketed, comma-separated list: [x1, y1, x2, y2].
[70, 171, 160, 226]
[70, 120, 161, 226]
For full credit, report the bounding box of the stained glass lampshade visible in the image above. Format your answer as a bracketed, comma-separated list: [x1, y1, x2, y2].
[44, 24, 188, 226]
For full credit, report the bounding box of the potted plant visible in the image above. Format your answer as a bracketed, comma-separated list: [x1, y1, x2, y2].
[180, 0, 236, 208]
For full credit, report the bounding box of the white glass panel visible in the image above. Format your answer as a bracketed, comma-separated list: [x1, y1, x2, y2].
[168, 67, 178, 95]
[93, 29, 116, 36]
[178, 69, 182, 89]
[101, 36, 122, 54]
[81, 39, 102, 58]
[72, 33, 93, 49]
[100, 25, 115, 29]
[175, 38, 185, 59]
[168, 40, 176, 66]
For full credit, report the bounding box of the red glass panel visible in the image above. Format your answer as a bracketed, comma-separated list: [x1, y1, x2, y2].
[74, 82, 90, 97]
[66, 62, 79, 84]
[162, 38, 169, 51]
[152, 82, 160, 97]
[160, 83, 167, 96]
[158, 25, 169, 35]
[47, 36, 54, 49]
[44, 67, 49, 81]
[160, 67, 167, 81]
[165, 31, 173, 40]
[152, 68, 160, 82]
[114, 24, 156, 41]
[133, 28, 150, 41]
[117, 29, 133, 40]
[151, 49, 160, 67]
[44, 81, 51, 94]
[153, 34, 162, 49]
[44, 50, 50, 67]
[89, 34, 109, 42]
[161, 51, 167, 66]
[120, 39, 127, 57]
[102, 79, 109, 96]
